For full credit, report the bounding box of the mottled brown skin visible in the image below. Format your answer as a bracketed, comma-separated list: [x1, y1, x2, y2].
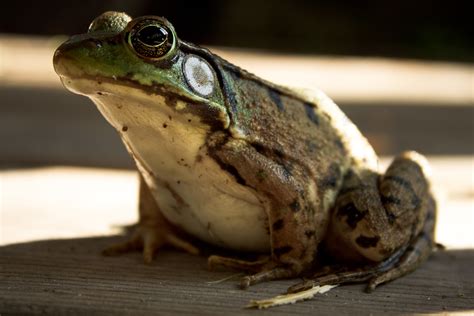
[204, 58, 436, 289]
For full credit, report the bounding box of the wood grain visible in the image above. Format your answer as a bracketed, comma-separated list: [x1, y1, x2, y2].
[1, 236, 473, 315]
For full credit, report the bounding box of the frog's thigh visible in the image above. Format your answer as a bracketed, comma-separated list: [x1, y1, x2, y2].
[320, 151, 436, 290]
[103, 174, 199, 262]
[212, 140, 323, 280]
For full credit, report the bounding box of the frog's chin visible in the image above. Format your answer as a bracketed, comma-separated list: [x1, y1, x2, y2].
[57, 74, 97, 97]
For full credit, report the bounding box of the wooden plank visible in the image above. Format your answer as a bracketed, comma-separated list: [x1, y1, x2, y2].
[1, 237, 473, 315]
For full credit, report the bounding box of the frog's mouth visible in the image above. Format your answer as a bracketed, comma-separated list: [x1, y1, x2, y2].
[54, 49, 230, 133]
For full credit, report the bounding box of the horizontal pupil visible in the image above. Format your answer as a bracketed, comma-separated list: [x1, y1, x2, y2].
[137, 25, 167, 46]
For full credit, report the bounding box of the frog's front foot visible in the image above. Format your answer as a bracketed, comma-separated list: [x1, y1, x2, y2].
[103, 222, 199, 263]
[208, 255, 298, 289]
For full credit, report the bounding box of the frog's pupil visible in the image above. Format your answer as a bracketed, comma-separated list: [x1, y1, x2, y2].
[137, 25, 168, 46]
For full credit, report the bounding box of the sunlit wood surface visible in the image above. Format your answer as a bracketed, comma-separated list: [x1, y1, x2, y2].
[1, 157, 473, 314]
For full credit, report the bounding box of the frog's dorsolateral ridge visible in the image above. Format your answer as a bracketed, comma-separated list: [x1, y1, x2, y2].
[54, 11, 437, 297]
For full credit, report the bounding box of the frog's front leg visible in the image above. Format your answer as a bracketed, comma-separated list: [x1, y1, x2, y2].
[208, 138, 327, 288]
[103, 175, 199, 263]
[290, 151, 437, 292]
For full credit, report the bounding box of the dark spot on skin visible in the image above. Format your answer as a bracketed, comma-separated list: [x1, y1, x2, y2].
[380, 195, 399, 224]
[97, 81, 102, 85]
[356, 235, 380, 248]
[268, 88, 285, 111]
[290, 199, 301, 212]
[217, 163, 247, 186]
[425, 206, 436, 222]
[334, 139, 344, 151]
[164, 94, 178, 108]
[338, 186, 358, 196]
[385, 210, 396, 224]
[195, 154, 203, 163]
[97, 92, 103, 96]
[411, 195, 422, 209]
[305, 230, 315, 238]
[177, 180, 181, 185]
[252, 143, 265, 155]
[381, 195, 401, 206]
[122, 126, 128, 132]
[272, 219, 284, 231]
[305, 140, 318, 153]
[281, 164, 293, 180]
[274, 149, 285, 159]
[337, 202, 366, 229]
[168, 115, 172, 120]
[384, 176, 414, 193]
[163, 182, 189, 209]
[419, 231, 432, 243]
[188, 119, 192, 123]
[273, 246, 293, 258]
[304, 102, 319, 125]
[320, 163, 341, 189]
[163, 123, 168, 128]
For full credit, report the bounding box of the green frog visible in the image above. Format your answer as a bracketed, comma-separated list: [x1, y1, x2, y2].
[53, 11, 437, 293]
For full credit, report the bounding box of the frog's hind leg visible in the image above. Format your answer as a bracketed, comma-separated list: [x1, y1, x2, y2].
[289, 198, 436, 293]
[287, 245, 407, 293]
[103, 175, 199, 263]
[366, 193, 437, 291]
[293, 151, 437, 292]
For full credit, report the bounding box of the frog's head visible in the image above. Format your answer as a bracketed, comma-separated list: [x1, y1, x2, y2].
[54, 11, 231, 137]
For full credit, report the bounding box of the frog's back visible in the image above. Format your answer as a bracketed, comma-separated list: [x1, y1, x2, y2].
[216, 57, 379, 178]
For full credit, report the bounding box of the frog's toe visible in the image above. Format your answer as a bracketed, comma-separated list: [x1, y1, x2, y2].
[239, 267, 297, 289]
[207, 255, 300, 289]
[102, 233, 142, 256]
[208, 255, 270, 273]
[103, 225, 199, 263]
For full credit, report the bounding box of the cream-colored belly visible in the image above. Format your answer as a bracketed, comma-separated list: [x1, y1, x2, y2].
[89, 88, 270, 252]
[131, 131, 270, 252]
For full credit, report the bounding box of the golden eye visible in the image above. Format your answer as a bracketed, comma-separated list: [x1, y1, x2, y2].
[127, 18, 176, 60]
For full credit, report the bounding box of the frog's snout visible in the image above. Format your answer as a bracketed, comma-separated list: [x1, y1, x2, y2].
[53, 35, 101, 78]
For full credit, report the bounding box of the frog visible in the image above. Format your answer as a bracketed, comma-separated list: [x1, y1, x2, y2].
[53, 11, 437, 294]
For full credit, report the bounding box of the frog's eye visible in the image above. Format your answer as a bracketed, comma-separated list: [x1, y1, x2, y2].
[127, 19, 176, 60]
[183, 55, 216, 97]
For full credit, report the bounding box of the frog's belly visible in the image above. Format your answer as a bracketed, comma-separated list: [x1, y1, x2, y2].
[129, 137, 270, 252]
[131, 140, 270, 252]
[149, 173, 270, 252]
[90, 89, 270, 251]
[112, 114, 269, 252]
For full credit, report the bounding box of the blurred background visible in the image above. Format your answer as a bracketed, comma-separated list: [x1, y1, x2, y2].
[0, 1, 472, 245]
[1, 0, 472, 168]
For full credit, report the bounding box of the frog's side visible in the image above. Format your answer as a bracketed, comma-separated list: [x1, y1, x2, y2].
[54, 11, 437, 292]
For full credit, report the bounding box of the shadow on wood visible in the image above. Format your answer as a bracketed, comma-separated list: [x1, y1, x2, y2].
[1, 236, 473, 315]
